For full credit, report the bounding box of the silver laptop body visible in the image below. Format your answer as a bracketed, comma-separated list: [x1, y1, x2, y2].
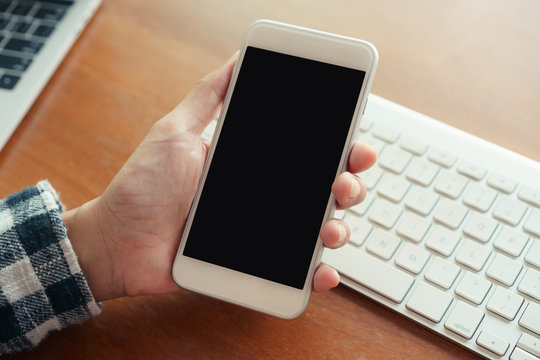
[0, 0, 101, 152]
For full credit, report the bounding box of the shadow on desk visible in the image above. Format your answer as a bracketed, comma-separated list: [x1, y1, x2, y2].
[5, 286, 481, 360]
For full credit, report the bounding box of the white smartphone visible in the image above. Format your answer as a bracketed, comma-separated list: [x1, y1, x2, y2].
[172, 20, 378, 319]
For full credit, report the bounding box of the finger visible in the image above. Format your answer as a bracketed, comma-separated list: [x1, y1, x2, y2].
[202, 140, 211, 155]
[348, 141, 377, 174]
[313, 263, 340, 292]
[332, 172, 366, 209]
[173, 52, 238, 134]
[319, 218, 349, 249]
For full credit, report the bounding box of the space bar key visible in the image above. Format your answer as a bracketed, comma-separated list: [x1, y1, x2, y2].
[322, 244, 414, 303]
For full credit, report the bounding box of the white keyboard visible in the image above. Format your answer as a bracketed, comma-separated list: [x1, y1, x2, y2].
[202, 95, 540, 360]
[322, 95, 540, 360]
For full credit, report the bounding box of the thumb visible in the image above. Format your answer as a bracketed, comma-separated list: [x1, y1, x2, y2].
[172, 52, 238, 135]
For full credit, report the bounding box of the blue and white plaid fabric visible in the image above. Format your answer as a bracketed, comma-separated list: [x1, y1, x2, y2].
[0, 181, 100, 355]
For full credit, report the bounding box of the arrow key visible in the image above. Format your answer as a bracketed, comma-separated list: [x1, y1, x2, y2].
[476, 330, 509, 356]
[517, 332, 540, 357]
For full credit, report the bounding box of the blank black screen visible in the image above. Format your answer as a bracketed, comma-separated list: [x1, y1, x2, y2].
[183, 46, 365, 289]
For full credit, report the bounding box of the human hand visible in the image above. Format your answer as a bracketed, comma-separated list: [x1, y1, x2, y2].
[62, 54, 377, 301]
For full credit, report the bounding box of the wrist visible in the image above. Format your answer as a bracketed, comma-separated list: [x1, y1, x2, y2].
[61, 198, 123, 301]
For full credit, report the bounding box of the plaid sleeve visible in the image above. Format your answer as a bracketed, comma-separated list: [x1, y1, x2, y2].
[0, 180, 101, 355]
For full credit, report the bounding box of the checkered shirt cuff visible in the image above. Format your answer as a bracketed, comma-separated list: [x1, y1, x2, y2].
[0, 181, 101, 355]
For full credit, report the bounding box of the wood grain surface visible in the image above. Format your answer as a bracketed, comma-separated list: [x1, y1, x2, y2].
[2, 0, 539, 359]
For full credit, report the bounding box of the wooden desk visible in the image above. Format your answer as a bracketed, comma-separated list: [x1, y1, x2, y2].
[2, 0, 539, 359]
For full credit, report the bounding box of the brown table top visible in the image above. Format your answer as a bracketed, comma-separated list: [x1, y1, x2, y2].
[2, 0, 539, 359]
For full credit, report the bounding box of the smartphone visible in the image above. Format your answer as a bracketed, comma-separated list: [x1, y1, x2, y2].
[172, 20, 378, 318]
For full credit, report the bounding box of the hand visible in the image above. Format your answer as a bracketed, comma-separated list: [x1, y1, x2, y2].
[62, 53, 377, 301]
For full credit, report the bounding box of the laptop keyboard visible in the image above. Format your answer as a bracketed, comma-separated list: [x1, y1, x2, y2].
[0, 0, 73, 90]
[320, 95, 540, 360]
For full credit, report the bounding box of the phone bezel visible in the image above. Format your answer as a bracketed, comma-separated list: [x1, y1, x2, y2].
[172, 19, 378, 319]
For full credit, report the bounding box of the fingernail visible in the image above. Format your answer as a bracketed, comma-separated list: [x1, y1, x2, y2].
[338, 223, 348, 243]
[349, 176, 361, 199]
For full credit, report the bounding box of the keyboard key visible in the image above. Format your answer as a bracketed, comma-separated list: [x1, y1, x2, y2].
[200, 119, 216, 141]
[34, 7, 67, 21]
[0, 54, 32, 72]
[12, 4, 33, 16]
[0, 17, 9, 30]
[349, 191, 374, 216]
[425, 225, 460, 257]
[358, 115, 373, 132]
[433, 198, 468, 229]
[463, 211, 498, 243]
[345, 213, 372, 247]
[476, 330, 509, 356]
[5, 38, 44, 55]
[0, 2, 11, 12]
[395, 242, 430, 274]
[434, 170, 468, 199]
[486, 253, 522, 286]
[406, 157, 439, 186]
[455, 238, 491, 271]
[428, 148, 457, 168]
[322, 244, 414, 303]
[396, 211, 430, 243]
[457, 161, 487, 180]
[524, 208, 540, 237]
[488, 173, 518, 194]
[372, 124, 400, 143]
[487, 286, 523, 320]
[404, 185, 439, 216]
[519, 302, 540, 335]
[11, 21, 32, 34]
[526, 239, 540, 268]
[399, 136, 428, 155]
[406, 281, 452, 323]
[455, 271, 491, 304]
[444, 301, 484, 339]
[334, 209, 346, 220]
[361, 166, 383, 189]
[33, 24, 55, 38]
[519, 186, 540, 207]
[366, 228, 401, 260]
[358, 134, 385, 154]
[368, 198, 402, 229]
[379, 146, 412, 174]
[377, 173, 410, 202]
[425, 256, 460, 289]
[463, 182, 497, 213]
[493, 196, 528, 226]
[518, 267, 540, 300]
[511, 347, 540, 360]
[517, 333, 540, 357]
[494, 226, 529, 257]
[0, 74, 20, 90]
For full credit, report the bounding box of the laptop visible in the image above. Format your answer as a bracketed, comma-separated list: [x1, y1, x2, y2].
[0, 0, 101, 152]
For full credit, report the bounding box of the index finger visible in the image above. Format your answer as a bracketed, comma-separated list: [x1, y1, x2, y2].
[348, 141, 377, 173]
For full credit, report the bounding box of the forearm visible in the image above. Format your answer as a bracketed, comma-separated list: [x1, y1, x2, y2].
[61, 197, 123, 302]
[0, 181, 100, 355]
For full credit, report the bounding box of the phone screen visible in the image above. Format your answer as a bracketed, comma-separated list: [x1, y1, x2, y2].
[183, 46, 366, 289]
